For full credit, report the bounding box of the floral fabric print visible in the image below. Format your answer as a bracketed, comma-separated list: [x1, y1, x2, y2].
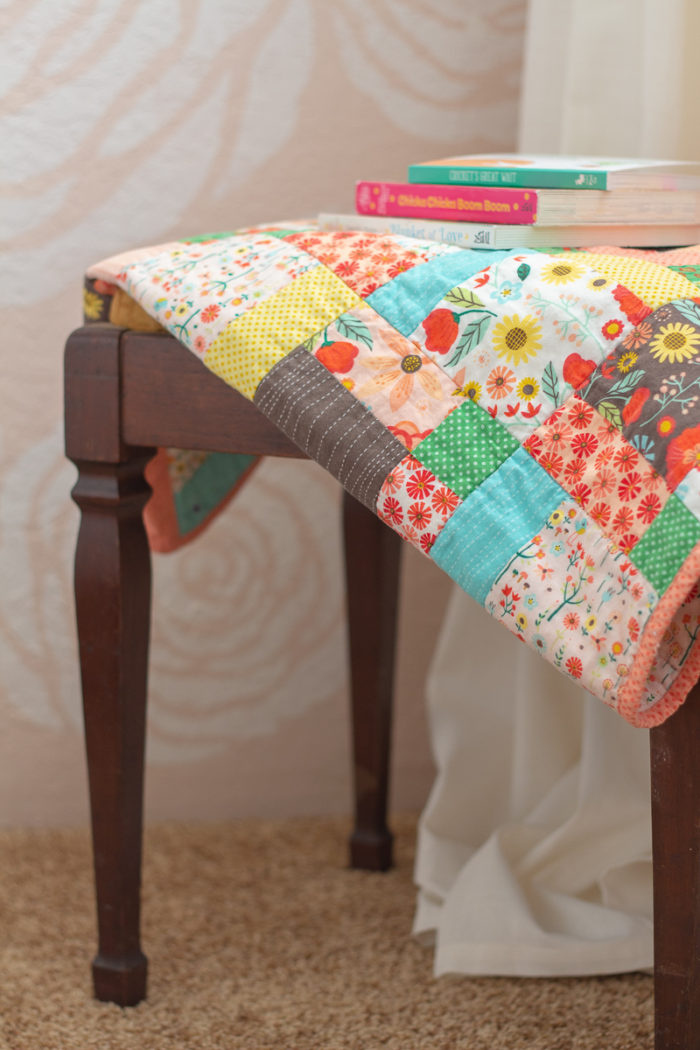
[306, 303, 459, 450]
[525, 395, 670, 552]
[118, 234, 320, 357]
[581, 299, 700, 489]
[410, 251, 633, 441]
[285, 229, 448, 298]
[376, 454, 460, 555]
[484, 501, 657, 707]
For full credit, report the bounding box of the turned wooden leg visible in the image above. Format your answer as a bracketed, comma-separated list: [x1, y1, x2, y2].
[650, 678, 700, 1049]
[65, 326, 155, 1005]
[343, 490, 402, 871]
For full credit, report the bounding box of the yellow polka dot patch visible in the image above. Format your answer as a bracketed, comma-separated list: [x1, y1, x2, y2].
[559, 252, 700, 309]
[204, 267, 363, 400]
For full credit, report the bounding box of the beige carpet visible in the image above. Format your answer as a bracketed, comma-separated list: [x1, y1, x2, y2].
[0, 814, 652, 1050]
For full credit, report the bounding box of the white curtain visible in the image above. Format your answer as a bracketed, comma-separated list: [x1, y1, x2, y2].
[413, 0, 700, 977]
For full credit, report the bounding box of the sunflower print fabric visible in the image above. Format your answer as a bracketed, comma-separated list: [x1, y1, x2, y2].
[86, 224, 700, 728]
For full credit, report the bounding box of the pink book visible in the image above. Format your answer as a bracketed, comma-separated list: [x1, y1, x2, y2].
[356, 180, 537, 225]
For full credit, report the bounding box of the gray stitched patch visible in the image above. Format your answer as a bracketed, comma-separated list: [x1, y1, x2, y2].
[254, 346, 406, 509]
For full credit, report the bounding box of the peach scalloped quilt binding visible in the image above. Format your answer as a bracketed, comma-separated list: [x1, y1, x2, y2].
[85, 223, 700, 728]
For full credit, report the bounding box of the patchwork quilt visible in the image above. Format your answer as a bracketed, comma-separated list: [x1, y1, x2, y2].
[85, 223, 700, 728]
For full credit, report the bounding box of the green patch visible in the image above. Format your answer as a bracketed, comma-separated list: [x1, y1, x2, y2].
[629, 494, 700, 594]
[414, 399, 519, 500]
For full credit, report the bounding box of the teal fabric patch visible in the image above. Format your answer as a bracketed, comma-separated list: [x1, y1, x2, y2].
[366, 249, 513, 336]
[174, 452, 257, 534]
[431, 447, 565, 605]
[414, 400, 519, 499]
[630, 493, 700, 594]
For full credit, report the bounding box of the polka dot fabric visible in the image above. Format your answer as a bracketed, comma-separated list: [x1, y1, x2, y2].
[86, 225, 700, 728]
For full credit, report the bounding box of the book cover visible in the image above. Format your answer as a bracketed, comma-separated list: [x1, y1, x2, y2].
[318, 212, 700, 250]
[356, 180, 537, 225]
[406, 154, 700, 191]
[356, 180, 700, 226]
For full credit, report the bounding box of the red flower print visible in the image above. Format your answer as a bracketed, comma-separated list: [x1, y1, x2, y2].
[422, 308, 459, 354]
[541, 451, 564, 476]
[335, 260, 360, 278]
[612, 284, 653, 325]
[381, 496, 403, 525]
[594, 447, 614, 470]
[619, 532, 639, 552]
[407, 501, 432, 530]
[637, 493, 662, 524]
[406, 469, 436, 500]
[666, 425, 700, 489]
[567, 400, 594, 429]
[590, 502, 611, 527]
[618, 471, 642, 502]
[657, 416, 676, 438]
[563, 612, 580, 630]
[613, 445, 639, 472]
[419, 532, 437, 555]
[564, 459, 586, 485]
[602, 318, 625, 341]
[563, 353, 597, 390]
[474, 269, 490, 288]
[316, 340, 359, 373]
[200, 303, 221, 323]
[431, 486, 459, 516]
[486, 365, 516, 400]
[570, 482, 592, 504]
[570, 431, 599, 458]
[621, 387, 650, 425]
[526, 434, 544, 458]
[612, 506, 635, 532]
[591, 469, 615, 497]
[565, 656, 583, 679]
[387, 260, 413, 279]
[628, 617, 640, 642]
[383, 467, 405, 493]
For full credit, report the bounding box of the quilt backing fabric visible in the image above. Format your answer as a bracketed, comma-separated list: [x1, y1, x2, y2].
[85, 224, 700, 728]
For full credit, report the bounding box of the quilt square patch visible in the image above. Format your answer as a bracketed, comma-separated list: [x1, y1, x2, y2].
[305, 303, 460, 450]
[375, 454, 461, 555]
[525, 395, 670, 551]
[205, 267, 363, 399]
[254, 347, 406, 509]
[413, 399, 519, 500]
[430, 446, 565, 604]
[629, 494, 700, 594]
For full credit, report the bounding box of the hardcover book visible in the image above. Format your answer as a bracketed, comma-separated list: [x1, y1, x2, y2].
[406, 154, 700, 191]
[318, 212, 700, 250]
[356, 180, 700, 226]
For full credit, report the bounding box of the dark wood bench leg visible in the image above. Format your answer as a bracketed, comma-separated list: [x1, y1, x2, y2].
[65, 326, 155, 1006]
[650, 677, 700, 1049]
[343, 491, 402, 871]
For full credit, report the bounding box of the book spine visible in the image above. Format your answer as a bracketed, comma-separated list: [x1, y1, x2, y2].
[318, 213, 500, 248]
[407, 164, 609, 190]
[355, 180, 537, 225]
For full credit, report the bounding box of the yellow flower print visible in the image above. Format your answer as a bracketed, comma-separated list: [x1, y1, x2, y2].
[455, 380, 482, 402]
[585, 615, 597, 631]
[83, 288, 104, 320]
[540, 260, 586, 285]
[516, 376, 539, 401]
[548, 509, 564, 525]
[588, 275, 612, 291]
[617, 350, 638, 373]
[175, 302, 189, 317]
[516, 613, 528, 631]
[649, 322, 700, 364]
[491, 314, 542, 367]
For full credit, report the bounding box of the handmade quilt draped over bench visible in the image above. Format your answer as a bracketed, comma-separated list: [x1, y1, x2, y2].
[85, 224, 700, 728]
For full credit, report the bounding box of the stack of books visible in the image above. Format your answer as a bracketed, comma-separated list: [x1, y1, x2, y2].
[318, 154, 700, 249]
